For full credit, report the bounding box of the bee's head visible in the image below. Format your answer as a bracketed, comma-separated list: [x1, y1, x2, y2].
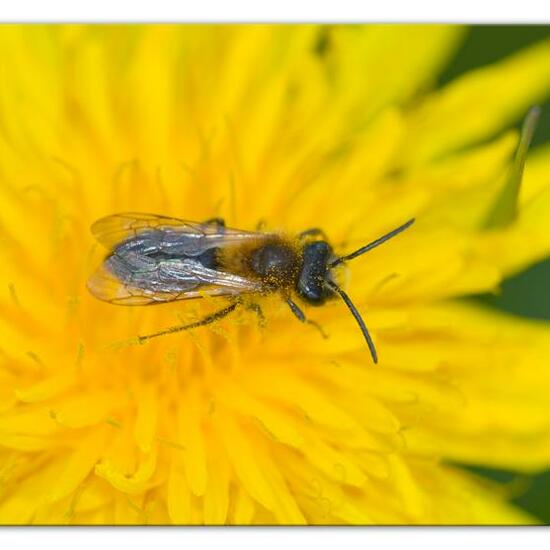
[297, 218, 416, 364]
[296, 241, 335, 305]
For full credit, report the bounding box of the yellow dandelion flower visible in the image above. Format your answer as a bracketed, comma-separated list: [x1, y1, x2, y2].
[2, 24, 550, 525]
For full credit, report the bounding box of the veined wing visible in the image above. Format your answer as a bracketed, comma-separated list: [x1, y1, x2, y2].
[87, 252, 263, 306]
[91, 212, 269, 254]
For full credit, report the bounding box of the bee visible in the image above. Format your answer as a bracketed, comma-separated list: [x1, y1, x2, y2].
[87, 213, 414, 363]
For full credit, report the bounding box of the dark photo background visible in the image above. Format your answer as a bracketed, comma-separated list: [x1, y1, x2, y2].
[441, 25, 550, 523]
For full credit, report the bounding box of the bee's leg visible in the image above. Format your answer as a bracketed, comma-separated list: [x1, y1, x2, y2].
[231, 296, 265, 328]
[285, 297, 329, 339]
[286, 297, 306, 322]
[256, 219, 267, 231]
[203, 218, 226, 231]
[137, 302, 238, 343]
[204, 217, 225, 226]
[298, 228, 328, 241]
[245, 302, 266, 328]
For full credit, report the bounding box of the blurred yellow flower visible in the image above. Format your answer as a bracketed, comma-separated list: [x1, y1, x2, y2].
[1, 24, 550, 525]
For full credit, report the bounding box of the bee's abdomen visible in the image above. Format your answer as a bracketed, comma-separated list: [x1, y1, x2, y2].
[145, 246, 219, 269]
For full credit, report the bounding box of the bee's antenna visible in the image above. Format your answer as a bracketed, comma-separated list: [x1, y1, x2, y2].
[329, 218, 415, 268]
[325, 279, 378, 364]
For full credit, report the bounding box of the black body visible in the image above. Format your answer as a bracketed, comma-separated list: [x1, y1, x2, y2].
[89, 211, 415, 364]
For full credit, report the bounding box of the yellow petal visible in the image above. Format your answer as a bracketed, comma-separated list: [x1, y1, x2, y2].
[216, 377, 305, 449]
[401, 39, 550, 165]
[95, 445, 157, 495]
[230, 486, 255, 525]
[47, 429, 106, 503]
[521, 143, 550, 204]
[386, 455, 426, 519]
[218, 414, 276, 512]
[15, 369, 77, 403]
[167, 456, 192, 524]
[176, 386, 207, 497]
[133, 384, 158, 453]
[203, 433, 230, 524]
[51, 391, 114, 428]
[327, 25, 465, 122]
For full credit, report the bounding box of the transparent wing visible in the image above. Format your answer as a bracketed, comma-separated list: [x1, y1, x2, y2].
[90, 212, 267, 253]
[87, 252, 263, 306]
